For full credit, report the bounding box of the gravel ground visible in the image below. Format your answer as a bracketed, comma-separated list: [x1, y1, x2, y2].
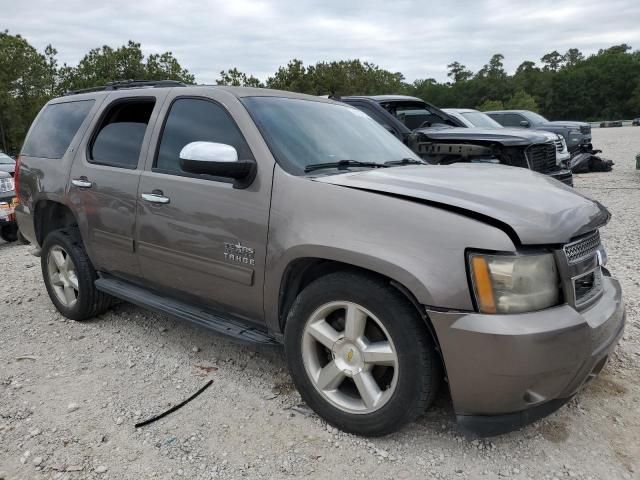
[1, 127, 639, 480]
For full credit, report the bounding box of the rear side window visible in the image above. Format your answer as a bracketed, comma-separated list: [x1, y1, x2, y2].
[89, 99, 155, 169]
[155, 98, 253, 175]
[22, 100, 95, 159]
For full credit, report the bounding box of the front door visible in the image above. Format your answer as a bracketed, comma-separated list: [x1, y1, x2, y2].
[68, 91, 168, 278]
[135, 92, 273, 322]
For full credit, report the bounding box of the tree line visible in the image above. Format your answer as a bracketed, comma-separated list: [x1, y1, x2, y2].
[1, 29, 639, 155]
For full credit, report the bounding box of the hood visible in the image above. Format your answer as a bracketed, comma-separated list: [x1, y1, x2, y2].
[413, 126, 551, 146]
[314, 164, 609, 245]
[539, 120, 590, 129]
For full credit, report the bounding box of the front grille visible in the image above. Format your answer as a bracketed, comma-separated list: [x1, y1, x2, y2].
[553, 138, 563, 152]
[563, 230, 601, 264]
[526, 142, 557, 173]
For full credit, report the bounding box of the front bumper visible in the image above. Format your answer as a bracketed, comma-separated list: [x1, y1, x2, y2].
[428, 275, 625, 436]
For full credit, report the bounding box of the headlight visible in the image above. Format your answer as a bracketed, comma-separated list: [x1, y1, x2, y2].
[468, 252, 560, 314]
[0, 177, 14, 193]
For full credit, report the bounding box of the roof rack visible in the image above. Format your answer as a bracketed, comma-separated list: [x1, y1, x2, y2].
[65, 79, 187, 96]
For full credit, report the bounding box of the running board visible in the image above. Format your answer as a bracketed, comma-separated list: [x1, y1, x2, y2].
[95, 275, 279, 346]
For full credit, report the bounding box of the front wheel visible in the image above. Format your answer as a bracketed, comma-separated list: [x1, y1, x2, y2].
[284, 271, 441, 436]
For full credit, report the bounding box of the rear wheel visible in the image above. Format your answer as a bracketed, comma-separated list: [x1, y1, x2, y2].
[41, 228, 112, 321]
[284, 271, 440, 436]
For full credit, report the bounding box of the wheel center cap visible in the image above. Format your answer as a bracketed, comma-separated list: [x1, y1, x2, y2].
[332, 338, 363, 376]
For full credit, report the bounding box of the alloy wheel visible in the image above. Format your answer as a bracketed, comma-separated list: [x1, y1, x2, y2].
[47, 245, 79, 307]
[301, 301, 399, 414]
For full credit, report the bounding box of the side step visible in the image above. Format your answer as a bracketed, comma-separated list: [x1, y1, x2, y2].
[95, 275, 280, 346]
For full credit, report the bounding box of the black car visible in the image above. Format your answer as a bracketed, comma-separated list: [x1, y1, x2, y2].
[338, 95, 573, 185]
[632, 117, 640, 126]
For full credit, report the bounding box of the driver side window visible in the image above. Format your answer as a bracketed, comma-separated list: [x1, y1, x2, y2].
[154, 98, 253, 175]
[502, 113, 527, 128]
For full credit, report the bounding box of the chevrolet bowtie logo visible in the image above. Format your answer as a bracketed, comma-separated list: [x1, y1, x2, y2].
[346, 350, 354, 362]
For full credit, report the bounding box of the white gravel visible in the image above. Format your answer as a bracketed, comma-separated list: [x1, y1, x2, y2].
[0, 127, 638, 480]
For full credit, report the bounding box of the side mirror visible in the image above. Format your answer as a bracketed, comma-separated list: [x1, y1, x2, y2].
[519, 120, 530, 127]
[179, 142, 256, 188]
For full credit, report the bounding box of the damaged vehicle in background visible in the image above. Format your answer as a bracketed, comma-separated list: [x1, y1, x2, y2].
[443, 108, 571, 169]
[0, 152, 16, 176]
[337, 95, 573, 186]
[485, 110, 593, 154]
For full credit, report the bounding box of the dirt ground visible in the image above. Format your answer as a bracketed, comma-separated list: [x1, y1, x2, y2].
[1, 127, 639, 480]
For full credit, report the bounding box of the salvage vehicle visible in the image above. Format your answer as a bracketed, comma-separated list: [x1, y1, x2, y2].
[0, 152, 16, 176]
[485, 110, 592, 154]
[444, 108, 571, 167]
[16, 81, 625, 436]
[338, 96, 573, 186]
[0, 171, 18, 242]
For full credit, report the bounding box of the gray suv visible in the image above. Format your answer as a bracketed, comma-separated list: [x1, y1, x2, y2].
[486, 110, 593, 154]
[16, 81, 625, 437]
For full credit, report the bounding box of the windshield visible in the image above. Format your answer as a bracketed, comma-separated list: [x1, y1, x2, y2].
[461, 111, 503, 129]
[383, 102, 455, 130]
[522, 111, 549, 125]
[242, 97, 420, 175]
[0, 153, 14, 164]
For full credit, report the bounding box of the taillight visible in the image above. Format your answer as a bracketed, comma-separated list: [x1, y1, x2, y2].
[14, 156, 21, 203]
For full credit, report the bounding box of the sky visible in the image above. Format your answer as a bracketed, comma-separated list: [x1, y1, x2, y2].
[2, 0, 639, 84]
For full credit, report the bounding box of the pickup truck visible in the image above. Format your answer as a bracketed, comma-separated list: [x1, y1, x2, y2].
[338, 96, 573, 185]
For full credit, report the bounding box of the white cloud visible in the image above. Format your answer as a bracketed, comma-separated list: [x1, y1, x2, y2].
[2, 0, 638, 84]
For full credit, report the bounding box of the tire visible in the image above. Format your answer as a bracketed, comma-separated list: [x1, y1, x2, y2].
[0, 224, 18, 242]
[41, 227, 112, 321]
[284, 271, 440, 436]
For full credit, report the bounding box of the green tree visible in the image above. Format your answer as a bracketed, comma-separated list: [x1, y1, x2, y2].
[541, 50, 564, 71]
[447, 61, 473, 83]
[216, 68, 263, 87]
[563, 48, 584, 67]
[477, 99, 504, 111]
[0, 31, 51, 154]
[505, 90, 538, 110]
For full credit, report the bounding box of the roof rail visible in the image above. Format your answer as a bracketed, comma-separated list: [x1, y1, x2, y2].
[65, 79, 187, 96]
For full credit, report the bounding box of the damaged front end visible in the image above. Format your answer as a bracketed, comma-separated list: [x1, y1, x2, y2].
[408, 132, 573, 186]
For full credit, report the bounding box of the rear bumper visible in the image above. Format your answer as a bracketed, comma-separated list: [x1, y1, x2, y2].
[428, 275, 625, 436]
[547, 168, 573, 186]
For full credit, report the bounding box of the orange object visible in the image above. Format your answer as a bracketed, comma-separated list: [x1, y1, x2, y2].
[471, 256, 497, 314]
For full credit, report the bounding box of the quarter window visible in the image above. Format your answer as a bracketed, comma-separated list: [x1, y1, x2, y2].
[89, 99, 155, 169]
[155, 98, 253, 175]
[22, 100, 95, 159]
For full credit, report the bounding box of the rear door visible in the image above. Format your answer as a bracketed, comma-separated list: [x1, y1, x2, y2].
[135, 89, 274, 323]
[68, 90, 169, 278]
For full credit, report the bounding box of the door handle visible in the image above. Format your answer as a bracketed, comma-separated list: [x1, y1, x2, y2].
[141, 191, 170, 204]
[71, 178, 92, 188]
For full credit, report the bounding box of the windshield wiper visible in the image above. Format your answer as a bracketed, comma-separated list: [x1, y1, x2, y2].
[384, 158, 428, 166]
[304, 160, 388, 173]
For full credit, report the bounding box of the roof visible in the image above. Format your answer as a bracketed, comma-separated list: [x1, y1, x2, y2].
[442, 108, 479, 114]
[342, 94, 424, 103]
[57, 82, 341, 105]
[484, 110, 531, 114]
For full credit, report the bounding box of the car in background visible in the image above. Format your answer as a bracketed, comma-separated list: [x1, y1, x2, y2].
[632, 117, 640, 126]
[444, 108, 571, 167]
[0, 170, 18, 242]
[338, 96, 573, 185]
[599, 121, 622, 128]
[0, 152, 16, 176]
[485, 110, 592, 154]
